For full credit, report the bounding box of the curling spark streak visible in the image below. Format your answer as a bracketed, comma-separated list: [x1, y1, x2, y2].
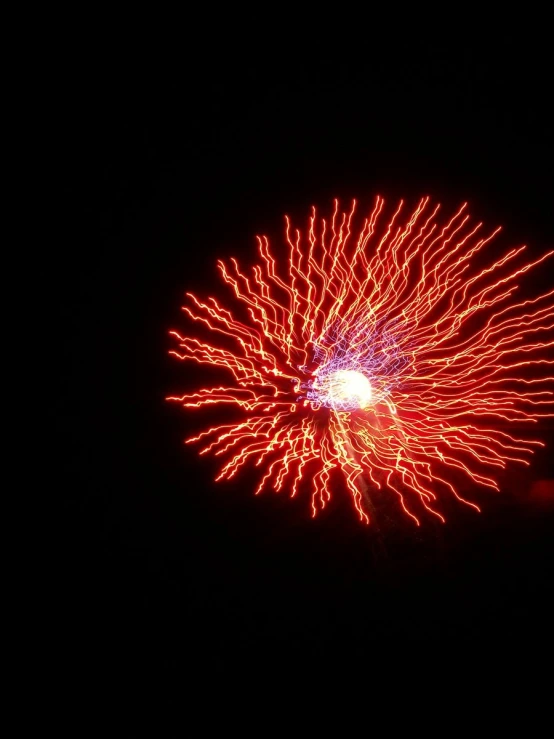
[168, 198, 554, 525]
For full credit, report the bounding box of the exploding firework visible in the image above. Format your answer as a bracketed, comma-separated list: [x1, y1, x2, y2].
[167, 198, 554, 525]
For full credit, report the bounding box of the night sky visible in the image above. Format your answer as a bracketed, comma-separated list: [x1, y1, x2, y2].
[55, 28, 553, 705]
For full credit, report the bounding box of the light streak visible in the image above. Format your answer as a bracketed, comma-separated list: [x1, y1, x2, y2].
[167, 198, 554, 525]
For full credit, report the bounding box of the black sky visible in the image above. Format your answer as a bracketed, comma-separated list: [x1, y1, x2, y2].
[55, 28, 553, 704]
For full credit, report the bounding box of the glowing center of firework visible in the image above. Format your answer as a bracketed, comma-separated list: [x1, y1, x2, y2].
[317, 369, 373, 411]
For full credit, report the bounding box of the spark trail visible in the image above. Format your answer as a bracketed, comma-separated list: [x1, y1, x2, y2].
[168, 197, 554, 525]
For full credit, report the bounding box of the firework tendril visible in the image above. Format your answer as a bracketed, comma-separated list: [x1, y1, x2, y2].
[168, 198, 554, 525]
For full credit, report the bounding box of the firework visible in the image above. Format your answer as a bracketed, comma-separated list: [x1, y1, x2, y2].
[167, 198, 554, 525]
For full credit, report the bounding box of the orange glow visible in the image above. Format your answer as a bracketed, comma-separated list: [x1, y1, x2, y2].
[167, 198, 554, 525]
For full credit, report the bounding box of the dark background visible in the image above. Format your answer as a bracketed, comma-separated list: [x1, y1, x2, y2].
[55, 27, 553, 699]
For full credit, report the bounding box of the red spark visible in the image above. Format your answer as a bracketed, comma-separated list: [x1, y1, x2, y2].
[167, 198, 554, 525]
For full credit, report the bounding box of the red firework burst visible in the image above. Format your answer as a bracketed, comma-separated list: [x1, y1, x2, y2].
[167, 198, 554, 525]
